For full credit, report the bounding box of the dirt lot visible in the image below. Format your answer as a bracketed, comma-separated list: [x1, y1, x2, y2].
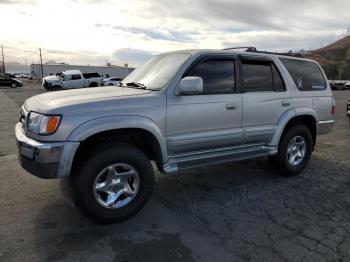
[0, 80, 350, 262]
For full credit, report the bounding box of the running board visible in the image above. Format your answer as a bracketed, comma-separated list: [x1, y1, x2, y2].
[163, 145, 277, 175]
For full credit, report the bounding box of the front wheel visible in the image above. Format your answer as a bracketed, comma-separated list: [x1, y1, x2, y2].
[268, 125, 313, 176]
[11, 82, 17, 88]
[72, 143, 155, 224]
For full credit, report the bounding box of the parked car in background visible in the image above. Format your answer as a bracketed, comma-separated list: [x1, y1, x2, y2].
[331, 80, 346, 90]
[347, 98, 350, 124]
[0, 75, 23, 88]
[19, 73, 30, 78]
[101, 77, 123, 86]
[344, 81, 350, 89]
[16, 49, 334, 223]
[42, 70, 103, 90]
[1, 73, 16, 78]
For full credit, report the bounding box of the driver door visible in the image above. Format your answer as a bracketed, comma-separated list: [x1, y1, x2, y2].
[166, 56, 243, 155]
[63, 74, 84, 89]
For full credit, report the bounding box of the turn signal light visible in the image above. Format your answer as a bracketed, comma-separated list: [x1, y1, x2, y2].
[46, 116, 60, 133]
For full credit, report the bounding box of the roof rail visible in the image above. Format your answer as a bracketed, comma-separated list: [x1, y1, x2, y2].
[248, 50, 304, 57]
[223, 46, 303, 57]
[223, 46, 257, 52]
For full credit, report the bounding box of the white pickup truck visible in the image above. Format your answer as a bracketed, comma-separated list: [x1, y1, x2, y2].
[42, 70, 103, 90]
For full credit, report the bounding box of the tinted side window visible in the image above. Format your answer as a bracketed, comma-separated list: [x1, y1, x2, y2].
[186, 60, 235, 94]
[242, 61, 285, 92]
[72, 74, 81, 80]
[242, 61, 274, 92]
[280, 58, 326, 91]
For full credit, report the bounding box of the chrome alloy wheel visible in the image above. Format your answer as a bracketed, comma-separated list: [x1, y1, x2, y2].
[287, 135, 306, 166]
[93, 163, 140, 209]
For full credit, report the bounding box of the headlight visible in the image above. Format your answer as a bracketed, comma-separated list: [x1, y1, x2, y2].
[27, 112, 61, 135]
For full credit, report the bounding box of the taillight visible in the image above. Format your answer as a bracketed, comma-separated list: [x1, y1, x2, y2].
[331, 97, 335, 115]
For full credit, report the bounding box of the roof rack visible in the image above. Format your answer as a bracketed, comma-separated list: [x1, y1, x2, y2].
[223, 46, 257, 52]
[223, 46, 303, 57]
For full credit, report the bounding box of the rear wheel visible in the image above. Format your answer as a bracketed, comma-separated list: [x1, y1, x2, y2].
[72, 143, 154, 224]
[268, 125, 313, 176]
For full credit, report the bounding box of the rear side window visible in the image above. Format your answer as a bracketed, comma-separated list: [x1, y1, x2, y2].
[242, 60, 285, 92]
[72, 74, 81, 80]
[186, 59, 235, 94]
[280, 58, 326, 91]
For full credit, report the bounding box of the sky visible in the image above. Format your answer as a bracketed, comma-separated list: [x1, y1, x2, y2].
[0, 0, 350, 67]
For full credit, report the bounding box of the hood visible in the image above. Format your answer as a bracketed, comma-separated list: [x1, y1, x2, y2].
[44, 75, 61, 83]
[24, 86, 152, 114]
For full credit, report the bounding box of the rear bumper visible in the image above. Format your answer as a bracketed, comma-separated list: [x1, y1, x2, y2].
[15, 123, 79, 179]
[317, 120, 334, 135]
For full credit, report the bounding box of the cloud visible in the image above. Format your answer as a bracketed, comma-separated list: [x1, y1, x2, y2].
[0, 0, 35, 4]
[95, 23, 197, 42]
[113, 48, 155, 66]
[1, 0, 350, 66]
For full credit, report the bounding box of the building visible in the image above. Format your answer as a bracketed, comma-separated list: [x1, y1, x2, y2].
[30, 63, 134, 80]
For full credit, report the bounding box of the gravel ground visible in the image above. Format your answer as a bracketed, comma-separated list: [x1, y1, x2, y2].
[0, 80, 349, 262]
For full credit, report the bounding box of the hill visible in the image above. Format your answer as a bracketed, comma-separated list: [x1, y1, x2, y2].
[307, 35, 350, 79]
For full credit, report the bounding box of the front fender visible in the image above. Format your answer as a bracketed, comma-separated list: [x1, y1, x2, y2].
[270, 107, 317, 146]
[67, 115, 168, 163]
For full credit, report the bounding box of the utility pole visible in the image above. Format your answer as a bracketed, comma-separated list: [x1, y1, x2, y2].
[39, 48, 43, 79]
[1, 44, 5, 74]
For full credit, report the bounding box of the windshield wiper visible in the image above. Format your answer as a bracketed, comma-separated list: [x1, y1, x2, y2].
[125, 82, 147, 89]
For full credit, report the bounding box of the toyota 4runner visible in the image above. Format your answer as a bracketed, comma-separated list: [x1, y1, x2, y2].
[15, 49, 335, 223]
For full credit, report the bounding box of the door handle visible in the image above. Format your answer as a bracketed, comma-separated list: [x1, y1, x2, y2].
[226, 104, 238, 110]
[281, 101, 291, 107]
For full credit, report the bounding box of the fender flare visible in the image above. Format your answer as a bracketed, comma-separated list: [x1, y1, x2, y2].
[67, 115, 168, 162]
[270, 107, 317, 146]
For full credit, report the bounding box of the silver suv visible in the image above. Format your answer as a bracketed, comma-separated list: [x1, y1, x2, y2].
[15, 49, 335, 223]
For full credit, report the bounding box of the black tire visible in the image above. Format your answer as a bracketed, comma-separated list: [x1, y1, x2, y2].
[268, 125, 313, 177]
[51, 85, 62, 91]
[10, 82, 17, 88]
[72, 143, 154, 224]
[89, 82, 98, 87]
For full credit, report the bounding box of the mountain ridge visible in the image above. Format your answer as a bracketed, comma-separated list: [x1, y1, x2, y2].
[307, 35, 350, 79]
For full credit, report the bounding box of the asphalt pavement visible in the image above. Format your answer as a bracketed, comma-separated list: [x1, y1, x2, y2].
[1, 80, 350, 262]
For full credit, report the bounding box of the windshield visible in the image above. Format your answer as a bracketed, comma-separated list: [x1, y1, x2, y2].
[121, 53, 191, 90]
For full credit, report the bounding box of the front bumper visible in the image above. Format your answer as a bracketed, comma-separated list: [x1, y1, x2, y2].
[15, 123, 79, 179]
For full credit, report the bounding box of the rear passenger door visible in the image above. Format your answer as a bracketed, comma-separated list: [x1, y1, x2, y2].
[240, 56, 291, 145]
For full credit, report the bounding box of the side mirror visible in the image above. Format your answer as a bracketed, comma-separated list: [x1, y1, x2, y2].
[176, 76, 203, 95]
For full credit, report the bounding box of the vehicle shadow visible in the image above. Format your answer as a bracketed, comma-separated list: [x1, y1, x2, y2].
[30, 154, 350, 261]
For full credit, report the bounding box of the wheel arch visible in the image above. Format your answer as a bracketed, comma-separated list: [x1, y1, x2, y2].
[68, 116, 167, 174]
[271, 108, 317, 149]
